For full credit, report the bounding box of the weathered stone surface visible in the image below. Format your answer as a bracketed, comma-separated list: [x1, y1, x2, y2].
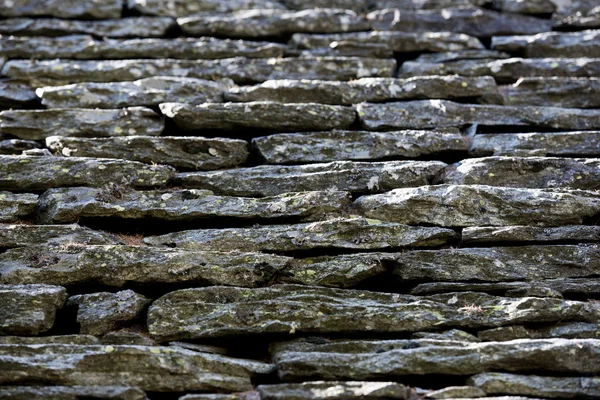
[258, 381, 410, 399]
[0, 107, 164, 141]
[357, 100, 600, 130]
[552, 0, 600, 28]
[253, 129, 470, 164]
[102, 330, 157, 346]
[0, 223, 122, 248]
[169, 342, 227, 355]
[368, 8, 552, 36]
[160, 102, 355, 133]
[0, 192, 38, 223]
[226, 76, 499, 104]
[0, 386, 147, 400]
[180, 394, 258, 400]
[412, 329, 481, 342]
[0, 0, 122, 19]
[426, 386, 486, 399]
[0, 140, 40, 155]
[290, 41, 393, 58]
[474, 0, 556, 14]
[440, 157, 600, 190]
[477, 322, 600, 341]
[46, 136, 249, 171]
[0, 82, 38, 108]
[469, 372, 600, 398]
[410, 49, 510, 63]
[147, 285, 596, 341]
[499, 77, 600, 108]
[282, 0, 474, 11]
[2, 57, 396, 85]
[271, 338, 600, 380]
[0, 344, 273, 392]
[143, 217, 456, 252]
[0, 335, 99, 345]
[67, 290, 151, 336]
[38, 187, 349, 224]
[0, 284, 66, 335]
[470, 131, 600, 157]
[0, 245, 290, 288]
[0, 17, 176, 38]
[178, 9, 370, 38]
[462, 225, 600, 244]
[0, 156, 174, 191]
[129, 0, 285, 16]
[492, 30, 600, 58]
[354, 185, 600, 227]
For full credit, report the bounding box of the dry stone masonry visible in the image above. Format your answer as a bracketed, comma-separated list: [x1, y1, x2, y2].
[0, 0, 599, 399]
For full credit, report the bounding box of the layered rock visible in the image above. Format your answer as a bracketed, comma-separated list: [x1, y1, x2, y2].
[462, 225, 600, 244]
[0, 82, 38, 108]
[0, 192, 38, 223]
[0, 0, 122, 19]
[257, 381, 411, 399]
[425, 386, 486, 399]
[128, 0, 285, 16]
[473, 0, 556, 14]
[552, 0, 600, 28]
[499, 77, 600, 108]
[476, 322, 600, 341]
[0, 140, 41, 155]
[0, 335, 99, 345]
[0, 223, 122, 248]
[491, 30, 600, 58]
[0, 386, 147, 400]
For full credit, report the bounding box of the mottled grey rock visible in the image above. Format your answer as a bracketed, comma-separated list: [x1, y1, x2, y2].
[0, 17, 176, 38]
[290, 41, 393, 58]
[102, 330, 157, 346]
[178, 9, 370, 38]
[357, 100, 600, 130]
[67, 290, 151, 336]
[426, 386, 486, 399]
[258, 381, 410, 399]
[226, 76, 499, 104]
[0, 284, 66, 335]
[271, 338, 600, 380]
[412, 329, 481, 342]
[0, 192, 38, 223]
[552, 0, 600, 27]
[21, 148, 52, 157]
[354, 185, 600, 227]
[0, 386, 147, 400]
[469, 372, 600, 398]
[254, 129, 469, 164]
[129, 0, 285, 16]
[474, 0, 555, 14]
[0, 223, 122, 248]
[180, 394, 258, 400]
[282, 0, 474, 11]
[499, 77, 600, 108]
[477, 322, 600, 341]
[462, 225, 600, 244]
[0, 335, 100, 345]
[0, 82, 37, 108]
[410, 49, 510, 63]
[0, 0, 122, 19]
[492, 30, 600, 58]
[0, 107, 164, 141]
[169, 342, 227, 355]
[470, 131, 600, 157]
[368, 8, 552, 36]
[46, 136, 249, 171]
[0, 140, 41, 155]
[0, 156, 174, 191]
[0, 245, 290, 288]
[0, 344, 272, 392]
[147, 285, 596, 341]
[143, 217, 456, 252]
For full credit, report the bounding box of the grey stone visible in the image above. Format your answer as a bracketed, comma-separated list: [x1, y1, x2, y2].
[426, 386, 486, 399]
[0, 344, 272, 392]
[0, 245, 291, 289]
[473, 0, 556, 14]
[254, 129, 469, 164]
[462, 225, 600, 244]
[0, 0, 122, 19]
[258, 381, 410, 399]
[0, 223, 122, 248]
[0, 192, 38, 223]
[0, 107, 164, 141]
[0, 82, 38, 108]
[0, 156, 174, 191]
[46, 136, 249, 171]
[0, 386, 148, 400]
[282, 0, 474, 11]
[178, 9, 370, 38]
[128, 0, 285, 16]
[0, 140, 41, 155]
[21, 149, 52, 157]
[180, 394, 259, 400]
[552, 0, 600, 28]
[409, 49, 510, 63]
[412, 329, 481, 342]
[0, 284, 66, 335]
[174, 160, 445, 196]
[67, 290, 151, 336]
[492, 30, 600, 58]
[101, 330, 157, 346]
[499, 77, 600, 108]
[160, 102, 356, 133]
[169, 342, 227, 355]
[476, 322, 600, 341]
[358, 100, 600, 130]
[0, 335, 100, 345]
[290, 41, 394, 58]
[354, 185, 600, 227]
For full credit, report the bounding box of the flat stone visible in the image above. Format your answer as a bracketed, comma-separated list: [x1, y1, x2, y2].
[426, 386, 486, 399]
[0, 0, 122, 19]
[412, 329, 481, 342]
[499, 77, 600, 108]
[440, 157, 600, 189]
[147, 285, 596, 341]
[102, 330, 157, 346]
[0, 82, 38, 108]
[469, 372, 600, 398]
[0, 386, 147, 400]
[46, 136, 249, 171]
[0, 284, 66, 335]
[470, 131, 600, 157]
[0, 156, 174, 191]
[0, 344, 272, 392]
[160, 102, 356, 133]
[67, 290, 151, 336]
[128, 0, 285, 16]
[492, 30, 600, 58]
[178, 9, 370, 38]
[180, 394, 258, 400]
[477, 322, 600, 341]
[1, 57, 396, 85]
[0, 245, 291, 289]
[0, 223, 122, 248]
[552, 0, 600, 28]
[226, 76, 499, 104]
[0, 335, 100, 345]
[169, 342, 227, 355]
[0, 140, 41, 155]
[462, 225, 600, 244]
[359, 100, 600, 130]
[354, 184, 600, 227]
[290, 41, 393, 58]
[143, 217, 456, 252]
[271, 338, 600, 380]
[282, 0, 474, 11]
[0, 192, 38, 223]
[0, 17, 176, 38]
[174, 161, 445, 196]
[0, 107, 164, 141]
[474, 0, 556, 14]
[258, 381, 410, 399]
[409, 49, 510, 63]
[368, 8, 552, 36]
[253, 129, 469, 164]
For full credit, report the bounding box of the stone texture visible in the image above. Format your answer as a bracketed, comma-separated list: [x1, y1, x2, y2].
[426, 386, 486, 399]
[462, 225, 600, 244]
[180, 394, 259, 400]
[552, 0, 600, 28]
[0, 192, 38, 223]
[477, 322, 600, 341]
[253, 129, 469, 164]
[0, 156, 174, 191]
[147, 285, 597, 341]
[0, 0, 122, 19]
[499, 77, 600, 108]
[0, 335, 99, 345]
[282, 0, 474, 11]
[0, 82, 38, 108]
[354, 184, 600, 227]
[46, 136, 249, 171]
[258, 381, 410, 399]
[0, 284, 67, 335]
[474, 0, 556, 14]
[412, 329, 481, 342]
[174, 161, 445, 196]
[102, 330, 157, 346]
[492, 30, 600, 58]
[128, 0, 285, 16]
[0, 107, 164, 141]
[0, 386, 148, 400]
[358, 100, 600, 130]
[0, 223, 122, 248]
[160, 102, 355, 133]
[67, 290, 151, 335]
[0, 140, 41, 155]
[409, 49, 510, 63]
[0, 344, 272, 392]
[0, 245, 291, 288]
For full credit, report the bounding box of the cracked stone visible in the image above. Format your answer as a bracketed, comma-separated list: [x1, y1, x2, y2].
[476, 322, 600, 342]
[491, 30, 600, 58]
[0, 386, 147, 400]
[499, 77, 600, 108]
[258, 381, 410, 399]
[128, 0, 286, 16]
[0, 192, 38, 223]
[462, 225, 600, 244]
[0, 223, 122, 248]
[0, 0, 122, 19]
